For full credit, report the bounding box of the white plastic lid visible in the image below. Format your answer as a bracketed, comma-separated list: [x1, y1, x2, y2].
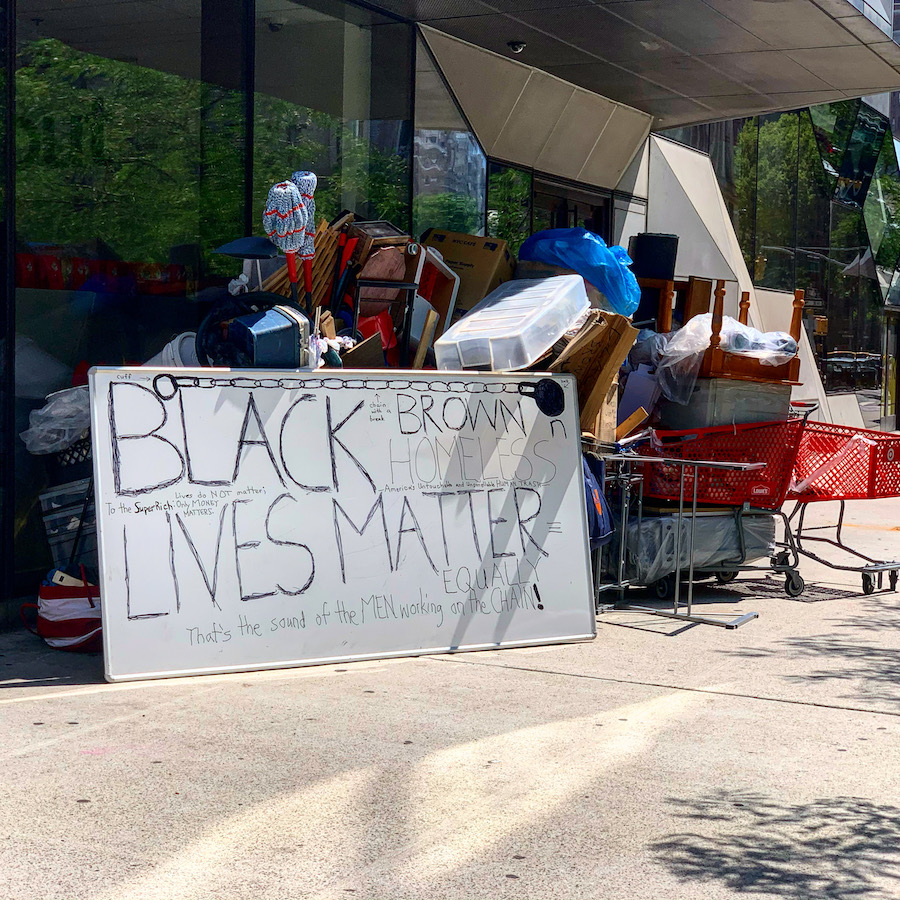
[435, 275, 589, 371]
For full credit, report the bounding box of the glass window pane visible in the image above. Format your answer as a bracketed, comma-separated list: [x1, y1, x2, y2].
[14, 1, 204, 583]
[863, 132, 900, 299]
[796, 111, 832, 317]
[486, 162, 531, 255]
[884, 313, 898, 429]
[732, 118, 758, 274]
[412, 36, 485, 237]
[836, 102, 888, 208]
[532, 178, 611, 242]
[809, 99, 859, 182]
[754, 112, 798, 292]
[255, 5, 412, 233]
[0, 1, 9, 612]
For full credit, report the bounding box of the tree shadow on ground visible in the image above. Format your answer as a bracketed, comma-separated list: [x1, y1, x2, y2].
[651, 792, 900, 898]
[719, 593, 900, 706]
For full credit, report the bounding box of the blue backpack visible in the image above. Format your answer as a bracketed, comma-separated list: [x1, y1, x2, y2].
[583, 454, 613, 549]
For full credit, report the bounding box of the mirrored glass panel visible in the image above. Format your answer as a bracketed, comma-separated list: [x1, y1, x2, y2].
[754, 112, 798, 292]
[796, 111, 833, 318]
[809, 99, 859, 182]
[837, 102, 888, 208]
[0, 0, 10, 613]
[487, 162, 531, 255]
[412, 35, 484, 238]
[863, 131, 900, 299]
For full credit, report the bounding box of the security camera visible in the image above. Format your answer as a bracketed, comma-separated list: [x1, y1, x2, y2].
[507, 40, 526, 53]
[267, 19, 285, 32]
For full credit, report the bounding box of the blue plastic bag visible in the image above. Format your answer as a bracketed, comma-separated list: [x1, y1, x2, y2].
[518, 228, 641, 317]
[583, 455, 613, 549]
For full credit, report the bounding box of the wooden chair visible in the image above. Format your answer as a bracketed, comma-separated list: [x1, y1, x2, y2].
[636, 276, 713, 332]
[697, 280, 804, 384]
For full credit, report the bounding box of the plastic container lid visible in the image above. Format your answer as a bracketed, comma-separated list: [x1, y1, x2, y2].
[435, 275, 589, 371]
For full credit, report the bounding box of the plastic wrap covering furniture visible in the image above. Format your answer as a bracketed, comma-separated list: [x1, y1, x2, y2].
[20, 386, 90, 455]
[657, 314, 798, 405]
[435, 275, 589, 371]
[518, 228, 640, 316]
[626, 513, 776, 585]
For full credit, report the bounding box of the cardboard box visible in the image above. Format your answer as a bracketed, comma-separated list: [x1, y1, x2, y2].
[420, 229, 514, 312]
[549, 310, 638, 434]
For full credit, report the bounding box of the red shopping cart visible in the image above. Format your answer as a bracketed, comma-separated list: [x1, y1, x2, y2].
[642, 419, 804, 510]
[639, 419, 806, 596]
[787, 419, 900, 593]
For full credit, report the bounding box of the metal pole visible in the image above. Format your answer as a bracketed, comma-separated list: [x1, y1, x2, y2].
[674, 464, 685, 614]
[686, 463, 699, 618]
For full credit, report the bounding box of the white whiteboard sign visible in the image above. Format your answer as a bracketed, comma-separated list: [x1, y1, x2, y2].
[89, 368, 595, 681]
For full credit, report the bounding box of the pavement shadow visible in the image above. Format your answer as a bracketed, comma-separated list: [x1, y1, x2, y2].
[651, 791, 900, 898]
[0, 629, 104, 690]
[718, 575, 862, 604]
[632, 575, 862, 605]
[719, 594, 900, 706]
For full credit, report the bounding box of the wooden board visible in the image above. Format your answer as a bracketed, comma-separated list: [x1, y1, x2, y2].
[549, 311, 638, 433]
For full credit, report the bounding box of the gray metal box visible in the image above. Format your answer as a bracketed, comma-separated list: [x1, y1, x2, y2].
[659, 377, 792, 430]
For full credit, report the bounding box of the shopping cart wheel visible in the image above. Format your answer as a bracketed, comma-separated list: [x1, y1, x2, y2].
[716, 571, 738, 584]
[785, 573, 805, 597]
[862, 573, 876, 595]
[890, 571, 898, 592]
[653, 576, 675, 601]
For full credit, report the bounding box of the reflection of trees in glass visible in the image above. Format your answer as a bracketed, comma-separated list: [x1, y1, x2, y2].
[864, 131, 900, 286]
[412, 128, 485, 238]
[748, 112, 798, 291]
[487, 164, 531, 255]
[16, 38, 203, 266]
[732, 118, 758, 273]
[253, 93, 409, 237]
[737, 111, 834, 292]
[411, 192, 481, 236]
[16, 38, 411, 280]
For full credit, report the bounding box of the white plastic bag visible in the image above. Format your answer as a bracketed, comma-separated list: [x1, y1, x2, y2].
[20, 386, 90, 455]
[656, 314, 798, 405]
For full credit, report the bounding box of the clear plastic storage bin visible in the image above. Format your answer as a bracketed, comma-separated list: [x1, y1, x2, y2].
[435, 275, 589, 371]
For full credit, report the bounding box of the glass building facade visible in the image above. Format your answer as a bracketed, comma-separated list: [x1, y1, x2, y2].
[664, 98, 900, 433]
[4, 0, 896, 618]
[0, 0, 637, 615]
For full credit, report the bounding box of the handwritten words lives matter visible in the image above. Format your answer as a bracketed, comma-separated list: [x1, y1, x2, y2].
[103, 380, 568, 636]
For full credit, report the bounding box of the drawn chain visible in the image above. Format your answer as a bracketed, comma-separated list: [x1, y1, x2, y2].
[152, 374, 525, 399]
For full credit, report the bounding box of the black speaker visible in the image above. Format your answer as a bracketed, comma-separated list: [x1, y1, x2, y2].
[628, 233, 679, 281]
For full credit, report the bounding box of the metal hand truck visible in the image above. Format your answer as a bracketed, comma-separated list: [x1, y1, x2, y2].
[590, 450, 762, 629]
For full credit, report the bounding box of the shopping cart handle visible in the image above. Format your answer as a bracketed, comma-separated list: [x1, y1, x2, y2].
[790, 400, 819, 421]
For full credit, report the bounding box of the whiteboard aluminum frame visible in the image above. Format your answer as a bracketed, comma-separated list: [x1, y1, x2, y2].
[90, 367, 596, 682]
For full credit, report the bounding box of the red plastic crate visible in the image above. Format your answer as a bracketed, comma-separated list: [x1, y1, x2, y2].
[788, 420, 900, 502]
[641, 419, 804, 510]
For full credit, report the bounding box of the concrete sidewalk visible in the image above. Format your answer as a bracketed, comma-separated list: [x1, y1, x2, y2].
[2, 499, 900, 899]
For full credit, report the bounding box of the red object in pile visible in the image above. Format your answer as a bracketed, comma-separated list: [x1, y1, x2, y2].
[641, 418, 805, 510]
[788, 420, 900, 502]
[20, 567, 102, 653]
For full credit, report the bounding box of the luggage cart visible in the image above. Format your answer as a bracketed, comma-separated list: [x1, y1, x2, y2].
[787, 419, 900, 594]
[591, 450, 762, 629]
[638, 418, 806, 597]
